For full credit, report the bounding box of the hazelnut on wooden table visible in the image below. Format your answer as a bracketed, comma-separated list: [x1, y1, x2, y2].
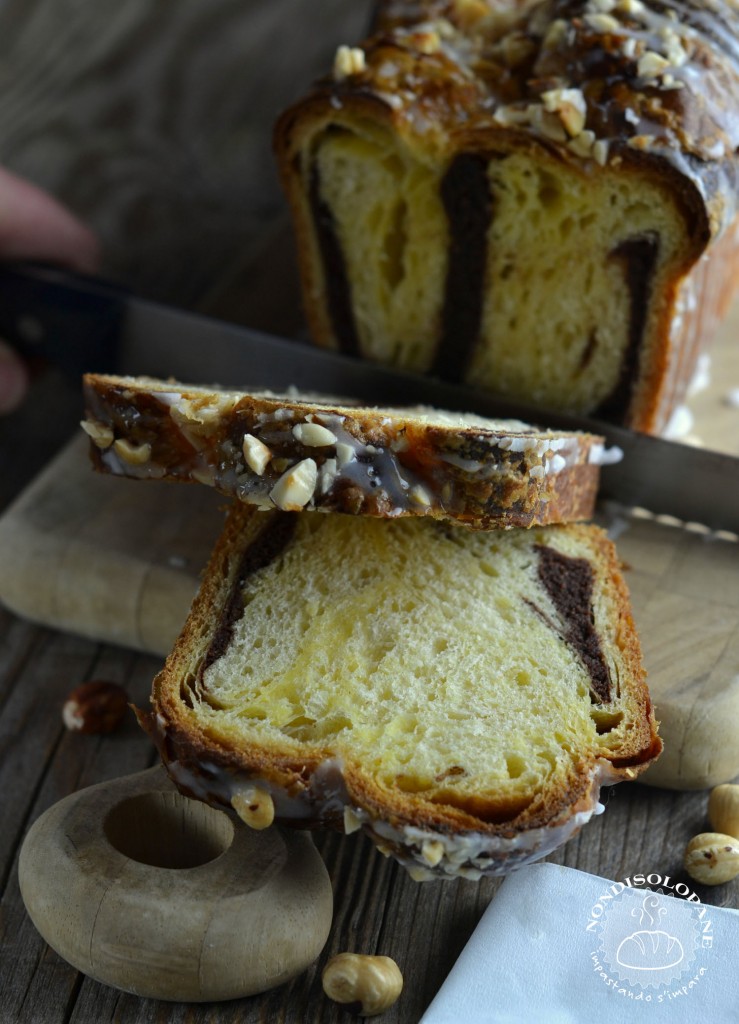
[322, 952, 403, 1016]
[684, 832, 739, 886]
[708, 784, 739, 839]
[62, 681, 129, 734]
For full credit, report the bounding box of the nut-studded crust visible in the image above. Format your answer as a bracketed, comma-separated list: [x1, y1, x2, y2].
[83, 373, 609, 529]
[274, 0, 739, 433]
[141, 505, 661, 881]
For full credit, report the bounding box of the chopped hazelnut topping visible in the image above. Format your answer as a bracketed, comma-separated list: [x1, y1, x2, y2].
[113, 438, 152, 465]
[542, 18, 568, 50]
[584, 12, 620, 32]
[530, 106, 568, 142]
[343, 807, 363, 834]
[335, 441, 356, 468]
[493, 104, 532, 127]
[410, 484, 432, 507]
[242, 434, 272, 475]
[80, 418, 114, 449]
[421, 839, 445, 866]
[451, 0, 489, 25]
[435, 18, 456, 39]
[190, 467, 214, 486]
[567, 129, 596, 157]
[334, 45, 366, 80]
[593, 139, 610, 165]
[319, 457, 338, 495]
[407, 864, 435, 882]
[638, 50, 671, 79]
[292, 422, 337, 447]
[409, 28, 441, 54]
[231, 786, 275, 830]
[661, 74, 685, 90]
[627, 134, 656, 149]
[269, 458, 318, 510]
[541, 87, 587, 137]
[616, 0, 646, 16]
[660, 27, 688, 67]
[172, 396, 231, 425]
[498, 31, 536, 68]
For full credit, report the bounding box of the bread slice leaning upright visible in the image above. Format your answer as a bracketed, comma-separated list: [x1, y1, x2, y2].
[143, 504, 661, 880]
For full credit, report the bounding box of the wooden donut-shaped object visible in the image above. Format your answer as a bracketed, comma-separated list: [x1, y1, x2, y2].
[19, 766, 333, 1001]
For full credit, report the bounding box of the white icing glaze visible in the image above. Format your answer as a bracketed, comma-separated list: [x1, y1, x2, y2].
[89, 382, 601, 525]
[587, 443, 624, 466]
[160, 733, 627, 881]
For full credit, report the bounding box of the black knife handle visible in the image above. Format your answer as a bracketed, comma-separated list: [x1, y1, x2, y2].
[0, 263, 127, 376]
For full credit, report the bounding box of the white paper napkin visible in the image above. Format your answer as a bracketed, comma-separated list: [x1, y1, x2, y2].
[421, 862, 738, 1024]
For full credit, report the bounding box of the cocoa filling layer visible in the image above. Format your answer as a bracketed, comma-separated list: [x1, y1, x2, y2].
[433, 153, 494, 382]
[309, 157, 361, 356]
[203, 514, 297, 673]
[535, 545, 612, 704]
[596, 232, 660, 423]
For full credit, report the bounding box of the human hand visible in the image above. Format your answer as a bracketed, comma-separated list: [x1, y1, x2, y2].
[0, 166, 100, 413]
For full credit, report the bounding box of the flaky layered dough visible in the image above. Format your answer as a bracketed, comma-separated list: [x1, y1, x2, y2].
[275, 0, 739, 433]
[144, 505, 661, 880]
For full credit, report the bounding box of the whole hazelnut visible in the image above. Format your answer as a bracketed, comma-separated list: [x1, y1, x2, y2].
[62, 681, 129, 734]
[322, 952, 403, 1016]
[684, 832, 739, 886]
[708, 784, 739, 840]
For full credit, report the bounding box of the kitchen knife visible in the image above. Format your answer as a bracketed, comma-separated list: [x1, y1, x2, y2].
[0, 262, 736, 533]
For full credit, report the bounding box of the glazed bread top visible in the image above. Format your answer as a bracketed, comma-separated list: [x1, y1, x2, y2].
[279, 0, 739, 242]
[148, 507, 661, 877]
[82, 373, 610, 529]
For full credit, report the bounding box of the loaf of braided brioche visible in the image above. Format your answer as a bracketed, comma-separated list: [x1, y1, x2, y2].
[275, 0, 739, 433]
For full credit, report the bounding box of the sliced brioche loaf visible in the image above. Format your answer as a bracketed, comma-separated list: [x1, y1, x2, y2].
[143, 504, 661, 880]
[82, 373, 609, 529]
[275, 0, 739, 433]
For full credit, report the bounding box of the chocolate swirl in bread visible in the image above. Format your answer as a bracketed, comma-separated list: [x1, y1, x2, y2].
[276, 0, 739, 432]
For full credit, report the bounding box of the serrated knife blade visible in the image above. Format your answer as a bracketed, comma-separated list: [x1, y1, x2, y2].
[0, 262, 736, 533]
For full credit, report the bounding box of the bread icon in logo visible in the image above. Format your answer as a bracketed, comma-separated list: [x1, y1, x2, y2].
[616, 894, 684, 971]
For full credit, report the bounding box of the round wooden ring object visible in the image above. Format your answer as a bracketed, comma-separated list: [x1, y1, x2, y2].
[18, 766, 333, 1001]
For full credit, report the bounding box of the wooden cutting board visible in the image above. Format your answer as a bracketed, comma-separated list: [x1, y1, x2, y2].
[1, 307, 738, 793]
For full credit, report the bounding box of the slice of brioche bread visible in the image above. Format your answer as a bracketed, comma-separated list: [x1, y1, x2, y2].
[82, 373, 611, 529]
[143, 505, 661, 880]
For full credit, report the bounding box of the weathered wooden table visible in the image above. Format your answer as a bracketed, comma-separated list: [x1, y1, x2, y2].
[0, 2, 737, 1022]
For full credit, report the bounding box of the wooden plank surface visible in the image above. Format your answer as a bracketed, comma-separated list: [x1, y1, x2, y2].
[0, 2, 737, 1022]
